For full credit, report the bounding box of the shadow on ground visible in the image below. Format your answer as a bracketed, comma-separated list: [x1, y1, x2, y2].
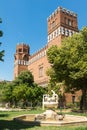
[0, 119, 40, 130]
[0, 114, 9, 118]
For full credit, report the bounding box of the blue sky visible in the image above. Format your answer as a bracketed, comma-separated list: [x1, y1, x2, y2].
[0, 0, 87, 81]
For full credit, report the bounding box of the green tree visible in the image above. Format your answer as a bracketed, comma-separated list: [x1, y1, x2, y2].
[2, 70, 46, 108]
[2, 82, 14, 104]
[0, 81, 8, 102]
[14, 70, 34, 86]
[12, 84, 45, 108]
[0, 18, 4, 61]
[12, 84, 30, 108]
[47, 27, 87, 110]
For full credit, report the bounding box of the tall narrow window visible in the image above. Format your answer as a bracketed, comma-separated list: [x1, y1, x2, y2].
[64, 17, 67, 24]
[39, 66, 43, 77]
[72, 96, 75, 104]
[72, 20, 73, 27]
[23, 55, 28, 61]
[18, 48, 22, 53]
[68, 19, 71, 26]
[51, 21, 55, 29]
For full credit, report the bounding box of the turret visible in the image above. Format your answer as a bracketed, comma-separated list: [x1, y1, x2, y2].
[47, 6, 78, 46]
[14, 43, 30, 78]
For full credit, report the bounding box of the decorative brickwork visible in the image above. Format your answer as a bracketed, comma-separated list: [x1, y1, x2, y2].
[14, 7, 81, 103]
[14, 43, 30, 78]
[14, 7, 78, 86]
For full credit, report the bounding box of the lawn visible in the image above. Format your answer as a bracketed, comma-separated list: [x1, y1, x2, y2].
[0, 109, 87, 130]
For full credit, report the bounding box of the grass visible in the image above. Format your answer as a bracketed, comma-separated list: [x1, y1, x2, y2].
[0, 109, 87, 130]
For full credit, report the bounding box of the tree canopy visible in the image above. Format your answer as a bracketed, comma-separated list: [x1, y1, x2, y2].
[14, 70, 34, 86]
[0, 18, 4, 61]
[1, 70, 46, 108]
[47, 27, 87, 110]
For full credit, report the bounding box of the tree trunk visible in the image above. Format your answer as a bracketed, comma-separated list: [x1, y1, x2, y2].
[80, 89, 87, 111]
[80, 94, 83, 110]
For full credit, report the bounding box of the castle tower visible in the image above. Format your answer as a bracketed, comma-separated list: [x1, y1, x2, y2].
[14, 6, 79, 86]
[47, 7, 78, 47]
[14, 43, 30, 78]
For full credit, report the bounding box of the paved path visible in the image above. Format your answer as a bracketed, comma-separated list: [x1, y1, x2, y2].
[0, 107, 24, 111]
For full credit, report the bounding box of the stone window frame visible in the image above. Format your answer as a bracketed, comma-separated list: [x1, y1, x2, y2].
[38, 64, 44, 78]
[68, 19, 71, 26]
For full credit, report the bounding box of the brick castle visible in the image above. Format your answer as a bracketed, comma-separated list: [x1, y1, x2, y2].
[14, 7, 80, 103]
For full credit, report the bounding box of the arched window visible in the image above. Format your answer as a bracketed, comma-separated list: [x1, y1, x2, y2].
[51, 21, 55, 29]
[68, 19, 71, 26]
[23, 55, 29, 61]
[18, 48, 22, 52]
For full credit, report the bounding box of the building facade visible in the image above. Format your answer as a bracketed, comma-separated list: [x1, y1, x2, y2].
[14, 6, 78, 88]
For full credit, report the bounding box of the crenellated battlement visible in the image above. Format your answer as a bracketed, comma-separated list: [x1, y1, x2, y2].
[16, 43, 29, 48]
[14, 6, 79, 86]
[28, 45, 48, 65]
[47, 6, 77, 21]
